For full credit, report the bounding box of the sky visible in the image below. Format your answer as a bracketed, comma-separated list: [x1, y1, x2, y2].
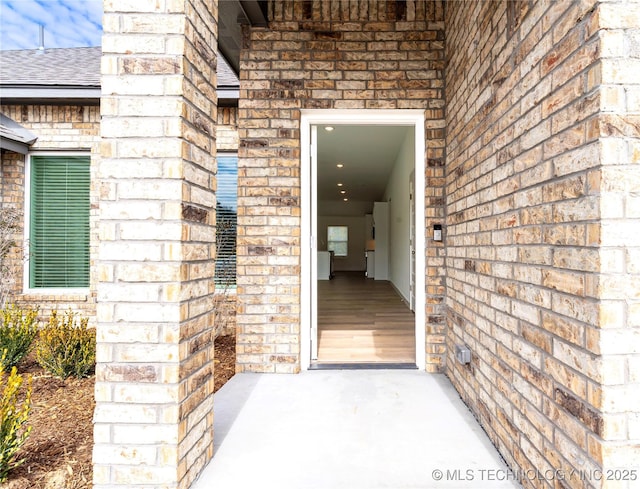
[0, 0, 102, 51]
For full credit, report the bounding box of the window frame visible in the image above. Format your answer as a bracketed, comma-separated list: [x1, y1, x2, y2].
[215, 152, 238, 290]
[327, 225, 349, 257]
[23, 151, 91, 294]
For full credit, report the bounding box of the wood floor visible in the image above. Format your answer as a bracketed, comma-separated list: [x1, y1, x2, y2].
[317, 271, 415, 363]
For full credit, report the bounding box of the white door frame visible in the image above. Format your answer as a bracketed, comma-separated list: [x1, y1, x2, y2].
[300, 109, 426, 371]
[410, 170, 416, 312]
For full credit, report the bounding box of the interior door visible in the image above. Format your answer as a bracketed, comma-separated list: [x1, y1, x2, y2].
[310, 125, 319, 360]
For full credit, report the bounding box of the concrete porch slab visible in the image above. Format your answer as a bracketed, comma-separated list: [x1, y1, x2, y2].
[192, 371, 521, 489]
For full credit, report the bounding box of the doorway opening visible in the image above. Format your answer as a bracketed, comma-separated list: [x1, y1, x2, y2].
[301, 110, 426, 370]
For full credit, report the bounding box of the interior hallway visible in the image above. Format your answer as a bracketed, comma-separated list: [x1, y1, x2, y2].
[317, 272, 415, 364]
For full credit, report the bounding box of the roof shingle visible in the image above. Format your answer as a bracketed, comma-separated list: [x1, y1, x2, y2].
[0, 47, 101, 86]
[0, 46, 239, 88]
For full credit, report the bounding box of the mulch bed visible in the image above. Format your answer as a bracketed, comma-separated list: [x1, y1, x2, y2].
[4, 334, 236, 489]
[213, 334, 236, 392]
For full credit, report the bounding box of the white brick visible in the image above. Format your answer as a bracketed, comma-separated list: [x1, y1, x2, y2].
[115, 262, 181, 282]
[118, 97, 183, 117]
[99, 242, 163, 261]
[93, 444, 157, 465]
[97, 283, 162, 302]
[113, 383, 179, 404]
[117, 138, 183, 158]
[113, 343, 179, 363]
[114, 303, 181, 323]
[118, 221, 183, 240]
[111, 465, 177, 485]
[101, 117, 172, 138]
[121, 14, 186, 34]
[94, 403, 159, 424]
[99, 201, 165, 220]
[97, 324, 161, 343]
[102, 74, 166, 95]
[112, 424, 178, 445]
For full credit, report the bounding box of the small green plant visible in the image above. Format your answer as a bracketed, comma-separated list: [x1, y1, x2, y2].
[35, 310, 96, 379]
[0, 305, 38, 370]
[0, 361, 32, 482]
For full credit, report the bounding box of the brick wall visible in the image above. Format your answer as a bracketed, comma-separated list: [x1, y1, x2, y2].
[0, 104, 100, 321]
[0, 105, 239, 332]
[217, 106, 239, 151]
[95, 0, 218, 487]
[237, 0, 447, 373]
[596, 0, 640, 480]
[446, 0, 639, 486]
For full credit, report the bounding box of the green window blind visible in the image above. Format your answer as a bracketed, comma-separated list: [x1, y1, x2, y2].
[215, 155, 237, 286]
[29, 155, 90, 288]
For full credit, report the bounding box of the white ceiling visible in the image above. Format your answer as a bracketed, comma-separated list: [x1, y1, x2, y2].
[317, 124, 413, 216]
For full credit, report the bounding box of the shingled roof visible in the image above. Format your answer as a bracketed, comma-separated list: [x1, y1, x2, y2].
[0, 47, 101, 86]
[0, 46, 239, 88]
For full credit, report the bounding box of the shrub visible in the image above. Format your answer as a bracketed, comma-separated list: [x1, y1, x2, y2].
[0, 362, 31, 482]
[35, 310, 96, 379]
[0, 305, 38, 370]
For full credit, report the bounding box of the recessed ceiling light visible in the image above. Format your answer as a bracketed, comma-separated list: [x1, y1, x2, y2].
[337, 183, 343, 187]
[340, 190, 346, 194]
[336, 163, 344, 168]
[343, 198, 349, 202]
[325, 126, 334, 132]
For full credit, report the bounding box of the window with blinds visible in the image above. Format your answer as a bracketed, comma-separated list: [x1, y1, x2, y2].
[327, 226, 348, 257]
[28, 155, 90, 289]
[215, 154, 237, 287]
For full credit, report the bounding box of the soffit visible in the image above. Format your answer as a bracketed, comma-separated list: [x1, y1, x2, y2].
[218, 0, 268, 75]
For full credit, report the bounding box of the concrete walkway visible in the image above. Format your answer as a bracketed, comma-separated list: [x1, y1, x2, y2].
[192, 370, 521, 489]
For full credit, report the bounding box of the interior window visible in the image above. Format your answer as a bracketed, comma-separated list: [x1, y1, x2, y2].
[327, 226, 348, 257]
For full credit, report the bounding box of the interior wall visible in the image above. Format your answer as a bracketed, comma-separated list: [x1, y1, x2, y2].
[317, 215, 366, 271]
[383, 130, 414, 302]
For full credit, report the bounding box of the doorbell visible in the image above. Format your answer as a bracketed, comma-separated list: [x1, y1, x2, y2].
[433, 224, 442, 242]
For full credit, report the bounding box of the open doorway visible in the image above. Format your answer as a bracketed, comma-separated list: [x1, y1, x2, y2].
[301, 110, 426, 370]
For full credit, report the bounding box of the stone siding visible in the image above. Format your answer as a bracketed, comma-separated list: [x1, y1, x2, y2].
[445, 1, 639, 487]
[0, 104, 100, 321]
[237, 0, 447, 373]
[95, 0, 218, 487]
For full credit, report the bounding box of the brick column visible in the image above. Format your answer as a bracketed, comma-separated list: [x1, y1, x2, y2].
[596, 0, 640, 477]
[94, 1, 218, 487]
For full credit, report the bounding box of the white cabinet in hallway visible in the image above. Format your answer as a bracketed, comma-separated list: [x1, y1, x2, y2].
[317, 251, 333, 280]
